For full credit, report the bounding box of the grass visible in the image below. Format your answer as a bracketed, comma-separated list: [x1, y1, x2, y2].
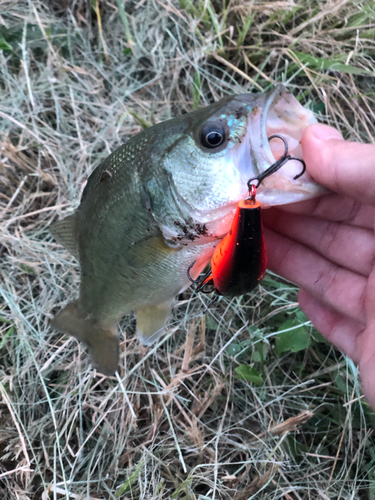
[0, 0, 375, 498]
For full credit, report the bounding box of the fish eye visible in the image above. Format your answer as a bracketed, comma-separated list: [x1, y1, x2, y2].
[200, 125, 226, 149]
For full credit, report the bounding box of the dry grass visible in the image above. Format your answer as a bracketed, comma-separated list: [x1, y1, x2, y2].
[0, 0, 375, 498]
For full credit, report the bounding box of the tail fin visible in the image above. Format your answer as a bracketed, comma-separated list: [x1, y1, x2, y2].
[51, 301, 119, 376]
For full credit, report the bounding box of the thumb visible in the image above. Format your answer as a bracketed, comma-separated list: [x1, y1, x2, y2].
[301, 124, 375, 205]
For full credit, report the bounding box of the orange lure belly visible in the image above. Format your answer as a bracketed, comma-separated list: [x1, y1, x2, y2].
[205, 199, 267, 296]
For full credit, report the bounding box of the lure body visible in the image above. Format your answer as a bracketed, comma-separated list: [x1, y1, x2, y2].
[201, 199, 267, 296]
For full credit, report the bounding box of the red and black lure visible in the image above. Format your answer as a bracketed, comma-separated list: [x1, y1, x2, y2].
[187, 134, 306, 306]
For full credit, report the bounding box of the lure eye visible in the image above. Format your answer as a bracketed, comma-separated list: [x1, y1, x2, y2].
[200, 125, 226, 149]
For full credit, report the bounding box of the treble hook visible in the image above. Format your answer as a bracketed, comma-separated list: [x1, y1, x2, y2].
[247, 134, 306, 191]
[187, 261, 219, 312]
[187, 261, 215, 294]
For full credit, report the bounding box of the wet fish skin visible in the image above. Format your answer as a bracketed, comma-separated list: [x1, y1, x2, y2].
[50, 85, 322, 375]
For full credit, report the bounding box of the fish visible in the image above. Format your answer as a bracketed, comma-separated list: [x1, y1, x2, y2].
[50, 84, 324, 375]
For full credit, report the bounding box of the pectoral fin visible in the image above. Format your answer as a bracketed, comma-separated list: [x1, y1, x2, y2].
[136, 301, 173, 346]
[51, 301, 119, 375]
[50, 215, 79, 259]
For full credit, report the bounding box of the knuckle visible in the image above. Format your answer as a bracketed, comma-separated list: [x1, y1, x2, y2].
[319, 263, 339, 303]
[346, 199, 362, 223]
[319, 221, 341, 257]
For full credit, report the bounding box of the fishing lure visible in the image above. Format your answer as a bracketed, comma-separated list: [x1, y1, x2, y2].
[187, 134, 306, 305]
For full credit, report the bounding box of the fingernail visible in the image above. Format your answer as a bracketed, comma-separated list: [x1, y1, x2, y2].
[309, 124, 343, 141]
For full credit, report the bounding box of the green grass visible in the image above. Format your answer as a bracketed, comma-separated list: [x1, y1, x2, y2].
[0, 0, 375, 498]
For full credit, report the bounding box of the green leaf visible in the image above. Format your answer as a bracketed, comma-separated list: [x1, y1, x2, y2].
[171, 476, 194, 499]
[0, 317, 13, 325]
[128, 110, 150, 129]
[20, 264, 36, 274]
[226, 339, 252, 357]
[334, 374, 347, 394]
[236, 12, 255, 47]
[295, 310, 309, 323]
[291, 50, 370, 76]
[193, 70, 200, 110]
[0, 37, 12, 52]
[205, 315, 219, 330]
[115, 461, 144, 497]
[0, 326, 14, 349]
[123, 47, 132, 56]
[252, 342, 268, 363]
[275, 319, 310, 355]
[311, 102, 325, 114]
[226, 343, 242, 357]
[206, 1, 223, 50]
[261, 274, 293, 289]
[281, 5, 301, 25]
[347, 4, 375, 28]
[235, 365, 263, 386]
[359, 28, 375, 40]
[311, 329, 330, 345]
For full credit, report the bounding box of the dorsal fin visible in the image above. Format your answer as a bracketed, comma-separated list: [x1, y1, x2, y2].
[50, 214, 79, 259]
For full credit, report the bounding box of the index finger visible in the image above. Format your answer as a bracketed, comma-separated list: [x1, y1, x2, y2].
[265, 194, 374, 229]
[301, 124, 375, 206]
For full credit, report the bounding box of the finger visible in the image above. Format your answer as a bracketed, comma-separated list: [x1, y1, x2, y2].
[301, 124, 375, 206]
[266, 193, 374, 230]
[298, 289, 364, 363]
[359, 318, 375, 411]
[359, 269, 375, 409]
[263, 209, 375, 277]
[264, 226, 367, 324]
[360, 350, 375, 411]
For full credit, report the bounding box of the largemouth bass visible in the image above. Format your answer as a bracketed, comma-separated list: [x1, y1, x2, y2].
[51, 85, 323, 375]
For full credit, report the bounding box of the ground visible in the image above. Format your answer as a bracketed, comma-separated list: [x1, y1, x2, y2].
[0, 0, 375, 499]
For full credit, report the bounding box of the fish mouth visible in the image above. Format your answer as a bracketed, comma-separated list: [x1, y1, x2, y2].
[181, 86, 326, 240]
[245, 84, 325, 206]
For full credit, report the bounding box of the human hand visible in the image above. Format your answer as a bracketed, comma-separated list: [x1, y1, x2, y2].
[263, 124, 375, 409]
